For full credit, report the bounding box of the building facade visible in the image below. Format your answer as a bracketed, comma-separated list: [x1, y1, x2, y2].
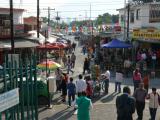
[118, 2, 160, 30]
[0, 8, 24, 38]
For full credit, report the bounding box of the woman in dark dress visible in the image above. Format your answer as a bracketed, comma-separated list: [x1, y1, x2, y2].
[61, 73, 68, 102]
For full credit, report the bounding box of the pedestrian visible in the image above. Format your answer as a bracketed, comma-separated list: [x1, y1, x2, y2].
[83, 58, 90, 74]
[115, 69, 123, 93]
[133, 83, 147, 120]
[72, 42, 76, 51]
[116, 86, 136, 120]
[62, 54, 67, 67]
[146, 87, 160, 120]
[133, 68, 142, 91]
[55, 68, 62, 91]
[86, 80, 93, 99]
[143, 71, 150, 93]
[71, 52, 76, 68]
[76, 74, 87, 96]
[66, 56, 74, 74]
[76, 91, 93, 120]
[82, 46, 86, 55]
[67, 77, 76, 107]
[89, 54, 95, 70]
[101, 69, 110, 94]
[124, 58, 132, 77]
[61, 73, 68, 102]
[151, 53, 156, 70]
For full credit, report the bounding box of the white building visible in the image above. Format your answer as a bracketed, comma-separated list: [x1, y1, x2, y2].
[118, 2, 160, 30]
[0, 8, 24, 24]
[0, 8, 24, 38]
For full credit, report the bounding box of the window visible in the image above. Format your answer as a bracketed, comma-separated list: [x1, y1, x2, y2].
[0, 14, 10, 37]
[136, 9, 140, 20]
[130, 12, 134, 23]
[149, 4, 160, 23]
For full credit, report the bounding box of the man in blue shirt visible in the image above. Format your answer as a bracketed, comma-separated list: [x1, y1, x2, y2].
[67, 77, 76, 106]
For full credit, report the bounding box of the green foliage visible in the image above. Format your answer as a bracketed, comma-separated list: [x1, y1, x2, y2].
[96, 13, 119, 25]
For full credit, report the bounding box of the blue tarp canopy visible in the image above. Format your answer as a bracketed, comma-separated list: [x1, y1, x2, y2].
[101, 39, 132, 48]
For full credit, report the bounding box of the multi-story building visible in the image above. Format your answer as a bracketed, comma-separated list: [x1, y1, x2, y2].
[117, 2, 160, 43]
[0, 8, 39, 64]
[0, 8, 25, 38]
[117, 2, 160, 69]
[24, 16, 42, 32]
[118, 2, 160, 30]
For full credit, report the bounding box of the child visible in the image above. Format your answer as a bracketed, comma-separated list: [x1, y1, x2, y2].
[67, 77, 76, 106]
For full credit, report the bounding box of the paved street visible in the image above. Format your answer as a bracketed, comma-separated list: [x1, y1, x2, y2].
[39, 37, 160, 120]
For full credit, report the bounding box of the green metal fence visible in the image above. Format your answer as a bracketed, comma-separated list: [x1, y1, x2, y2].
[0, 54, 38, 120]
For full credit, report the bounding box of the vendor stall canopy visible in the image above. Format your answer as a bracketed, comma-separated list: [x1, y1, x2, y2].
[101, 39, 132, 48]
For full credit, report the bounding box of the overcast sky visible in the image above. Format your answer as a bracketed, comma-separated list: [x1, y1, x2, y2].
[0, 0, 125, 22]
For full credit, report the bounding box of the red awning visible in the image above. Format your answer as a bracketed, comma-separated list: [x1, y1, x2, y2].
[50, 42, 68, 49]
[37, 44, 60, 50]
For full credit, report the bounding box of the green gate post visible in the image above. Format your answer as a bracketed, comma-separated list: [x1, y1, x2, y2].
[3, 59, 8, 120]
[25, 60, 30, 120]
[33, 55, 38, 120]
[30, 58, 34, 120]
[8, 62, 14, 119]
[15, 62, 20, 120]
[20, 61, 25, 120]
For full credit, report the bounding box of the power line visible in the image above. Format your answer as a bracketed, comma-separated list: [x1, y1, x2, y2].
[0, 1, 124, 5]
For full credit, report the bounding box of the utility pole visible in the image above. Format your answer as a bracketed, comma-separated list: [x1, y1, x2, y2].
[90, 3, 91, 21]
[85, 10, 87, 21]
[43, 7, 55, 27]
[90, 3, 93, 39]
[10, 0, 14, 53]
[43, 7, 55, 37]
[56, 11, 59, 29]
[126, 3, 130, 42]
[55, 11, 60, 33]
[123, 0, 126, 41]
[37, 0, 39, 38]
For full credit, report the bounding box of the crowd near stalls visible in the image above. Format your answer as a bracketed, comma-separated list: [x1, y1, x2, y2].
[132, 41, 160, 76]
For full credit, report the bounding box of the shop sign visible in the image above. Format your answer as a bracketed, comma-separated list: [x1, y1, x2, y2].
[133, 29, 160, 39]
[0, 88, 19, 112]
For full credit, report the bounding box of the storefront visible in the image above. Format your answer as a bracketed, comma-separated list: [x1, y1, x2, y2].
[132, 28, 160, 71]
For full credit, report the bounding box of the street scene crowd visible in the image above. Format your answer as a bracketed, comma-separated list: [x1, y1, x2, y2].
[41, 39, 160, 120]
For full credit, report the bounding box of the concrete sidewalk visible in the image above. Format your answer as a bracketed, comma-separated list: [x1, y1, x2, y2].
[39, 98, 160, 120]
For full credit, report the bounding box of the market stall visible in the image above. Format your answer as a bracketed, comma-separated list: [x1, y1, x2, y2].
[101, 39, 132, 71]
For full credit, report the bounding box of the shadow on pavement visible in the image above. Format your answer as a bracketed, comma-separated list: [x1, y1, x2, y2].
[100, 92, 119, 103]
[92, 93, 106, 103]
[38, 106, 48, 113]
[45, 107, 75, 120]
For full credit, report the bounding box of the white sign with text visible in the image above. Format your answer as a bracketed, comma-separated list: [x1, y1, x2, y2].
[0, 88, 19, 112]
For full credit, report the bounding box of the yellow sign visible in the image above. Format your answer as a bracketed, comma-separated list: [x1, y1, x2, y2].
[133, 29, 160, 39]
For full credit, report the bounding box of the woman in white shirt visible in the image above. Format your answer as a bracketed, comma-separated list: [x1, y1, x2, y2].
[115, 69, 123, 93]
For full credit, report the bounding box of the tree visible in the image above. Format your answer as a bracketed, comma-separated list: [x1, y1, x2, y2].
[95, 13, 119, 25]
